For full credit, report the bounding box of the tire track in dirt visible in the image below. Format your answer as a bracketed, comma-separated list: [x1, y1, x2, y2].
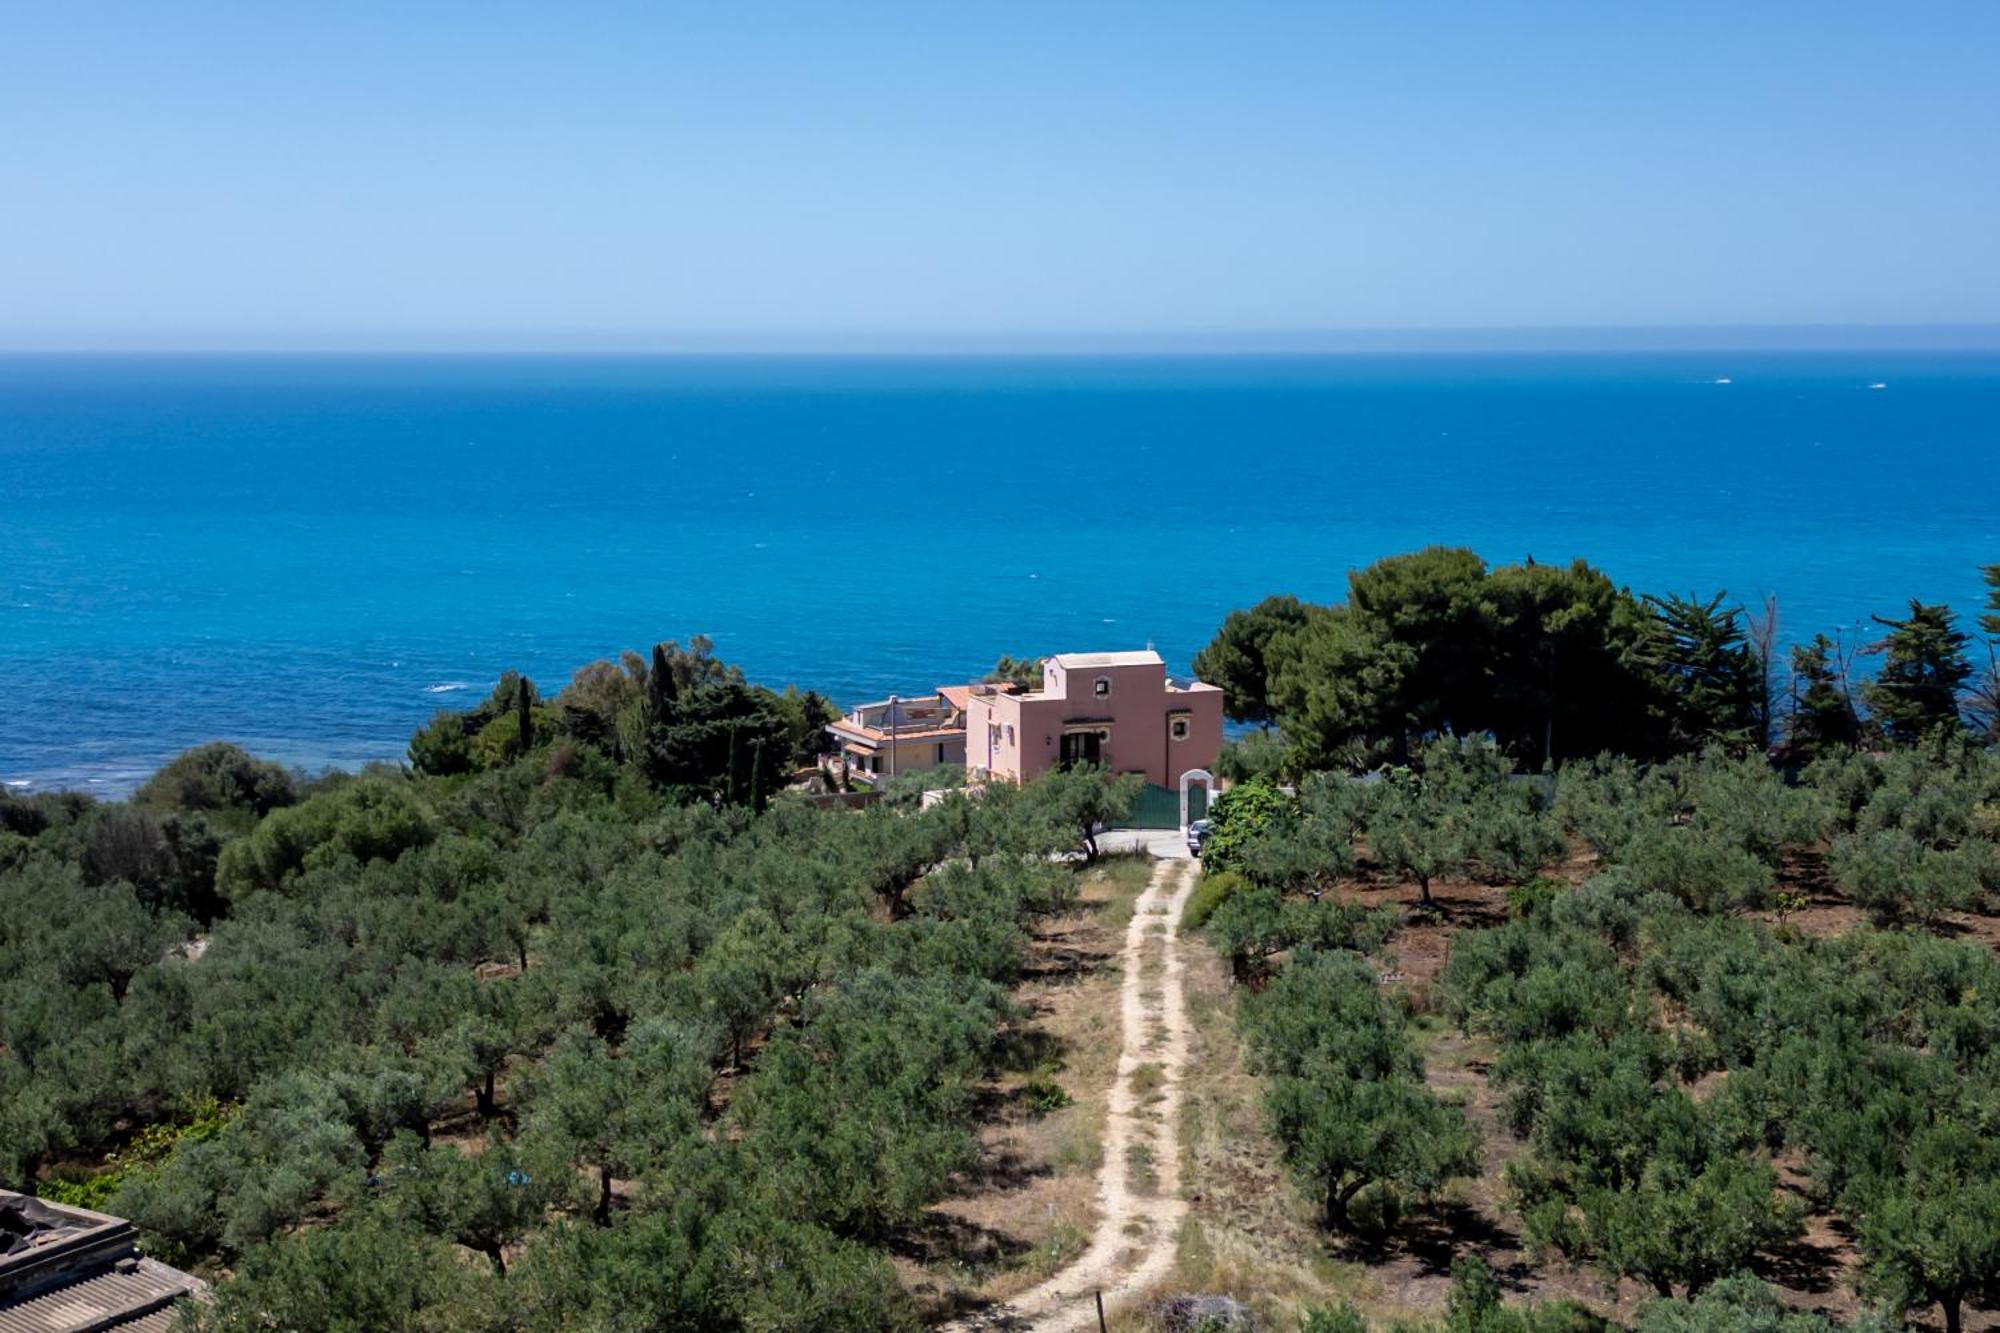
[945, 855, 1199, 1331]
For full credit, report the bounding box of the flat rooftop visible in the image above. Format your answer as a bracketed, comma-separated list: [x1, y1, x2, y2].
[1049, 650, 1164, 668]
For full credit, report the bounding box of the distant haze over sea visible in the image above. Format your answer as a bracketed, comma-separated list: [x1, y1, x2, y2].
[3, 349, 1996, 794]
[13, 323, 2000, 355]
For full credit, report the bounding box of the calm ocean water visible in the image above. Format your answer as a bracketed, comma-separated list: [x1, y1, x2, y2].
[3, 353, 1996, 794]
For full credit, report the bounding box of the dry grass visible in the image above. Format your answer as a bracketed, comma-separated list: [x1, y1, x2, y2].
[908, 831, 2000, 1330]
[900, 854, 1152, 1320]
[1168, 932, 1379, 1328]
[1091, 854, 1155, 932]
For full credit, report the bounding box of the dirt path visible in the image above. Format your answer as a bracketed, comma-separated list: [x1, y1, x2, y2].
[947, 855, 1199, 1331]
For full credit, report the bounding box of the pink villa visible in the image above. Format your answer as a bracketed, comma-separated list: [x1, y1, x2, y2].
[828, 650, 1224, 792]
[967, 651, 1223, 787]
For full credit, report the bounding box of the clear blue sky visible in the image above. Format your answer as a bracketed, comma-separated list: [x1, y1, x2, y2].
[4, 2, 1997, 348]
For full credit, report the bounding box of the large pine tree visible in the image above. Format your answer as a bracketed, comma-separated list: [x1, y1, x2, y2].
[1786, 632, 1861, 759]
[1969, 564, 2000, 741]
[1863, 601, 1972, 743]
[1639, 592, 1762, 753]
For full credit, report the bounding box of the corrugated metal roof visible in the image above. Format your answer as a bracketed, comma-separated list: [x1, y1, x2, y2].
[104, 1312, 180, 1333]
[0, 1259, 203, 1333]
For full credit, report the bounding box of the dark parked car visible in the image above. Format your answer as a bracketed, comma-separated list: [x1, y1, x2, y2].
[1187, 818, 1212, 857]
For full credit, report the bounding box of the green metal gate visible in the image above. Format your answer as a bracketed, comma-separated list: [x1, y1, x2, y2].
[1125, 782, 1205, 830]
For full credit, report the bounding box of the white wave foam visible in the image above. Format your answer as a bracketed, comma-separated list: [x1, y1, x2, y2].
[425, 681, 472, 694]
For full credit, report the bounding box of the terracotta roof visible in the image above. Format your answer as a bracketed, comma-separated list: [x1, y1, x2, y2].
[938, 682, 1017, 711]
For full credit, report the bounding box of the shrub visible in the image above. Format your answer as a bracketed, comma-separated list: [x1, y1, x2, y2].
[1021, 1076, 1070, 1116]
[134, 742, 298, 820]
[408, 709, 476, 776]
[43, 1097, 237, 1213]
[1556, 754, 1676, 857]
[1636, 1275, 1882, 1332]
[1610, 826, 1773, 914]
[470, 705, 563, 770]
[1303, 1305, 1368, 1333]
[80, 805, 176, 898]
[1507, 876, 1567, 919]
[1830, 829, 1984, 925]
[1201, 779, 1296, 872]
[1182, 869, 1247, 930]
[1445, 1254, 1608, 1331]
[215, 778, 435, 899]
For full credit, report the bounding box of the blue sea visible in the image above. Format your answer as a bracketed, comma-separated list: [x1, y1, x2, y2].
[3, 353, 1996, 795]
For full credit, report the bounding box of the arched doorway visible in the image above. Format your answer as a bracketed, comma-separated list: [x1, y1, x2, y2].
[1179, 768, 1214, 830]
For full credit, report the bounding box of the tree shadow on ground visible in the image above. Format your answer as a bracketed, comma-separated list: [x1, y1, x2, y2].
[1753, 1234, 1845, 1298]
[991, 1026, 1066, 1075]
[1018, 941, 1115, 985]
[921, 1288, 1039, 1330]
[891, 1208, 1035, 1272]
[1426, 885, 1515, 931]
[1752, 1202, 1854, 1299]
[956, 1144, 1056, 1192]
[1349, 1201, 1528, 1283]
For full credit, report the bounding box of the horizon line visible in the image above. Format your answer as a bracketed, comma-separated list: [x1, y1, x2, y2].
[4, 322, 2000, 356]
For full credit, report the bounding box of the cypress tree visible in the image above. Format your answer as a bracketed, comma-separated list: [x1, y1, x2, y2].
[1787, 633, 1861, 760]
[647, 643, 678, 724]
[515, 676, 534, 757]
[638, 643, 681, 786]
[1968, 565, 2000, 741]
[725, 723, 743, 805]
[1638, 592, 1760, 752]
[750, 738, 768, 814]
[1864, 601, 1972, 743]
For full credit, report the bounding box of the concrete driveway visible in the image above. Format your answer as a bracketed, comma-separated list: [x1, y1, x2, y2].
[1098, 827, 1193, 860]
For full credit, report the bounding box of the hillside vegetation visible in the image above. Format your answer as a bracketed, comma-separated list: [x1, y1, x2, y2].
[1173, 550, 2000, 1333]
[0, 644, 1138, 1331]
[6, 548, 2000, 1332]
